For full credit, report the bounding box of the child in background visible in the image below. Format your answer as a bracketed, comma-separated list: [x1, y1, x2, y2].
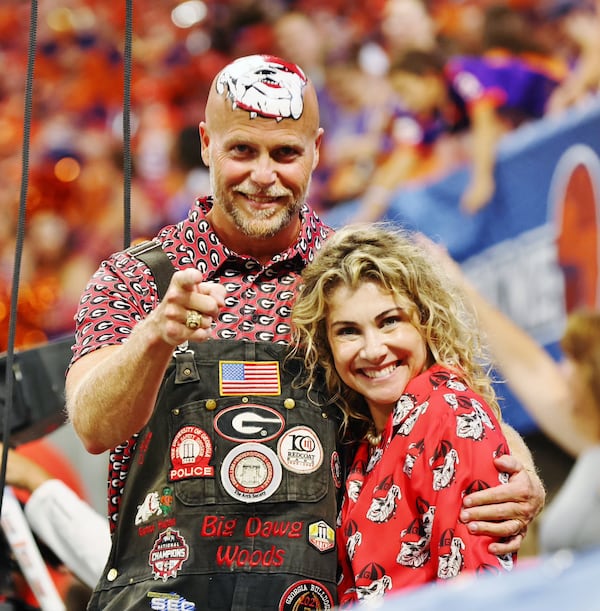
[349, 5, 567, 223]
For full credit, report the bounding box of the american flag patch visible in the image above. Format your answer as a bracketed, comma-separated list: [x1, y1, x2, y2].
[219, 361, 281, 396]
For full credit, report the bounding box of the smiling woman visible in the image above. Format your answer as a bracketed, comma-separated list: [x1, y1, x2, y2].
[291, 223, 515, 605]
[326, 280, 430, 436]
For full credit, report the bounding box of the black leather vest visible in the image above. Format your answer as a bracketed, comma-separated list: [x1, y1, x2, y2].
[87, 339, 342, 611]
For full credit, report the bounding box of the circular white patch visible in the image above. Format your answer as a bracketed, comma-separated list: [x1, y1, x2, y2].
[277, 426, 323, 474]
[220, 443, 282, 503]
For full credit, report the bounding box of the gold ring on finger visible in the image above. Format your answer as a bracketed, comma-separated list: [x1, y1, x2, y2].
[185, 310, 202, 330]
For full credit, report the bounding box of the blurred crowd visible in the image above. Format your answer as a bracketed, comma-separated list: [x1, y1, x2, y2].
[1, 0, 600, 350]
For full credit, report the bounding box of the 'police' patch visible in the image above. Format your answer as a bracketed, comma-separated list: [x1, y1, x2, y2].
[278, 579, 334, 610]
[220, 442, 282, 503]
[169, 426, 214, 481]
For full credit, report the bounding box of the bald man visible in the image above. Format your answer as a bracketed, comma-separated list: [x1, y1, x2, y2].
[65, 55, 544, 610]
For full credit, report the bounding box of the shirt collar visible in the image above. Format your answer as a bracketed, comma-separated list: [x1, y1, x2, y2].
[192, 197, 333, 270]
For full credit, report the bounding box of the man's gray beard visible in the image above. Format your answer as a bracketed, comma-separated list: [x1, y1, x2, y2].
[210, 175, 310, 238]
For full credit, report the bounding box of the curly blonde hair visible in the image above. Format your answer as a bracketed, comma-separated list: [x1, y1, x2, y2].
[291, 223, 500, 442]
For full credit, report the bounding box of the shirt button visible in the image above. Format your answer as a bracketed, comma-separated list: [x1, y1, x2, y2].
[284, 398, 295, 409]
[107, 568, 118, 582]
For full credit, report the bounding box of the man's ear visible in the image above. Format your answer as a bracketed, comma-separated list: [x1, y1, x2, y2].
[199, 122, 210, 167]
[312, 127, 324, 171]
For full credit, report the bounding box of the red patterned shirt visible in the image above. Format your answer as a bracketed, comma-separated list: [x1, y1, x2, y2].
[70, 197, 333, 529]
[337, 364, 515, 606]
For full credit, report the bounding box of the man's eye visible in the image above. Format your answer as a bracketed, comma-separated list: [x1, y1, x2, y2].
[273, 147, 299, 162]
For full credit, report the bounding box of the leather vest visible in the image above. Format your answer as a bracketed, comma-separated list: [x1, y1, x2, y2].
[87, 339, 342, 611]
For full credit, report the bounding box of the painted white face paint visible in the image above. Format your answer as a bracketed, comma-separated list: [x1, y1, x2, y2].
[215, 54, 307, 121]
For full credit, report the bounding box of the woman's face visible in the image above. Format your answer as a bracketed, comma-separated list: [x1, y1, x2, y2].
[326, 281, 429, 428]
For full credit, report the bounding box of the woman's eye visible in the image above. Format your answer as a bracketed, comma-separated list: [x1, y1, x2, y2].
[336, 326, 358, 336]
[382, 316, 401, 328]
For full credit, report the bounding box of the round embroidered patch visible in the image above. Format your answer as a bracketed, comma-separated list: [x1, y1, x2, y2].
[278, 579, 334, 610]
[277, 425, 323, 474]
[220, 442, 282, 503]
[169, 425, 214, 481]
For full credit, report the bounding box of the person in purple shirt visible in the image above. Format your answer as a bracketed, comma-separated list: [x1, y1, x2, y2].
[349, 5, 568, 223]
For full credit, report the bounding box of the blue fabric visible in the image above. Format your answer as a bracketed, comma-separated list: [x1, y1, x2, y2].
[363, 547, 600, 610]
[320, 98, 600, 434]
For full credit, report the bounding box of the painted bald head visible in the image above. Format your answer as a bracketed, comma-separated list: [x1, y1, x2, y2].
[200, 54, 323, 250]
[206, 54, 320, 131]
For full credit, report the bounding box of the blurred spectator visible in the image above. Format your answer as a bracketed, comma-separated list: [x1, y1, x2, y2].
[1, 439, 110, 591]
[315, 48, 394, 210]
[379, 0, 438, 65]
[430, 0, 488, 56]
[2, 438, 100, 610]
[447, 4, 568, 212]
[347, 4, 568, 222]
[163, 124, 211, 224]
[346, 47, 470, 223]
[536, 309, 600, 554]
[421, 236, 600, 556]
[0, 209, 97, 351]
[545, 0, 600, 113]
[20, 210, 96, 337]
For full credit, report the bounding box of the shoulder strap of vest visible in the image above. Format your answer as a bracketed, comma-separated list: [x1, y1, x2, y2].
[127, 240, 175, 300]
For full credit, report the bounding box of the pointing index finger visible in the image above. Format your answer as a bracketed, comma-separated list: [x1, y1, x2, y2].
[172, 268, 205, 292]
[196, 281, 226, 306]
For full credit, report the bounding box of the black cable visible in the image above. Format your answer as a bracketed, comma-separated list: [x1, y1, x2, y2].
[0, 0, 38, 516]
[0, 2, 134, 596]
[1, 0, 135, 500]
[123, 0, 133, 249]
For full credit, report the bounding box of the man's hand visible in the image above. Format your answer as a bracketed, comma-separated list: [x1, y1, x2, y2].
[154, 270, 226, 347]
[0, 442, 52, 494]
[460, 454, 546, 555]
